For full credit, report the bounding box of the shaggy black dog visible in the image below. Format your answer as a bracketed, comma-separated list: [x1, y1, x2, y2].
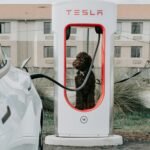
[73, 52, 95, 110]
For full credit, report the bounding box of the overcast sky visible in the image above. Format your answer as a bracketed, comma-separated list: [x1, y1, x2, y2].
[0, 0, 150, 4]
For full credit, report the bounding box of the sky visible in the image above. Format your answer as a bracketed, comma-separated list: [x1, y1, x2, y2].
[0, 0, 150, 4]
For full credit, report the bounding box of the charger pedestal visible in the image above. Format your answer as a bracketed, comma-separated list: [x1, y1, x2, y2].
[45, 135, 123, 147]
[45, 0, 123, 147]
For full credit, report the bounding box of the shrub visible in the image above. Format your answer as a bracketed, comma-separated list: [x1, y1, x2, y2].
[36, 87, 54, 112]
[40, 96, 54, 112]
[114, 82, 146, 114]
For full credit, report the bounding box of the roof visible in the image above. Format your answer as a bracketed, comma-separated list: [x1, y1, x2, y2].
[118, 4, 150, 20]
[0, 4, 51, 20]
[0, 4, 149, 20]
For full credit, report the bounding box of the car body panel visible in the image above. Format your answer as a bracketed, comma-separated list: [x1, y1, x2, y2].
[0, 66, 42, 150]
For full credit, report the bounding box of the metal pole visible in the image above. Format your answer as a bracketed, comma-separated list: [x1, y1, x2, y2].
[87, 28, 89, 53]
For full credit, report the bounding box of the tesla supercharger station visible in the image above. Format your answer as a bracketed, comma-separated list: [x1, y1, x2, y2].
[45, 0, 123, 146]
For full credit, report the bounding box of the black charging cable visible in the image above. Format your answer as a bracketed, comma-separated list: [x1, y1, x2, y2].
[114, 60, 150, 84]
[31, 26, 102, 91]
[114, 71, 142, 84]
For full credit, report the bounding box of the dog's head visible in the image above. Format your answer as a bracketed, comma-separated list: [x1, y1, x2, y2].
[73, 52, 92, 71]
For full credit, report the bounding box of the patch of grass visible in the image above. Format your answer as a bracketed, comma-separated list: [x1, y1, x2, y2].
[114, 109, 150, 133]
[40, 96, 54, 112]
[43, 109, 150, 137]
[43, 111, 54, 135]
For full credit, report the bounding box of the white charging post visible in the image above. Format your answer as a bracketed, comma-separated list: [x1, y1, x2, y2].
[45, 0, 123, 146]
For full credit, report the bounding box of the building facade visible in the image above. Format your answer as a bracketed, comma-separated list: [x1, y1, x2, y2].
[0, 4, 150, 69]
[115, 4, 150, 68]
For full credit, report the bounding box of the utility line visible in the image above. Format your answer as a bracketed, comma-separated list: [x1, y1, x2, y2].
[117, 35, 150, 44]
[116, 31, 150, 36]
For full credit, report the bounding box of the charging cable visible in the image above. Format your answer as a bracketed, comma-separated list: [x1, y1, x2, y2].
[31, 27, 102, 91]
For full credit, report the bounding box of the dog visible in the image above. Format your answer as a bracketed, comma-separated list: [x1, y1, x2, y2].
[73, 52, 95, 110]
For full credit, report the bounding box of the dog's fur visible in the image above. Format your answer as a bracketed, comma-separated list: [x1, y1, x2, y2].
[73, 52, 95, 110]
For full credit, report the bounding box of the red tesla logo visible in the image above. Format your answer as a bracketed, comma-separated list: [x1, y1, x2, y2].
[66, 9, 103, 16]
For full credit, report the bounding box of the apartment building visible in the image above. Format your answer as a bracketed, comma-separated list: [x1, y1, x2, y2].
[115, 4, 150, 68]
[0, 4, 52, 67]
[0, 4, 150, 69]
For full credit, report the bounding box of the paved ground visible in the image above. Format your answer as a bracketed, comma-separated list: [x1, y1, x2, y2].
[44, 142, 150, 150]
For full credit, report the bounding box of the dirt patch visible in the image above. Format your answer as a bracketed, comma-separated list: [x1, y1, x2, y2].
[115, 131, 150, 142]
[43, 133, 150, 150]
[44, 142, 150, 150]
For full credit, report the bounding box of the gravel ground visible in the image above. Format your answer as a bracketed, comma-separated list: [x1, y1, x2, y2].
[44, 142, 150, 150]
[43, 131, 150, 150]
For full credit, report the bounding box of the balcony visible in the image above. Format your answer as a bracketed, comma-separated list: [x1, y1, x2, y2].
[132, 35, 142, 40]
[132, 59, 142, 65]
[114, 35, 121, 40]
[114, 58, 145, 67]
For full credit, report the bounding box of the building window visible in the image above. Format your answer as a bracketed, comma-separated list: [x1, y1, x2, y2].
[44, 22, 51, 34]
[44, 46, 53, 58]
[1, 46, 11, 57]
[66, 69, 75, 87]
[131, 46, 142, 58]
[117, 22, 122, 33]
[0, 22, 10, 34]
[71, 28, 77, 34]
[67, 46, 77, 58]
[114, 46, 121, 58]
[131, 22, 143, 34]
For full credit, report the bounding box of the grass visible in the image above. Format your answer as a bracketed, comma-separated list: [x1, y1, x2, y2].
[114, 110, 150, 133]
[43, 111, 54, 135]
[42, 109, 150, 140]
[38, 80, 150, 142]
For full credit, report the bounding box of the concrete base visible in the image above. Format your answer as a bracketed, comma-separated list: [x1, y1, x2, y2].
[45, 135, 123, 147]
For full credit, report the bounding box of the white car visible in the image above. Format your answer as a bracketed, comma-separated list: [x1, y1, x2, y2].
[0, 57, 43, 150]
